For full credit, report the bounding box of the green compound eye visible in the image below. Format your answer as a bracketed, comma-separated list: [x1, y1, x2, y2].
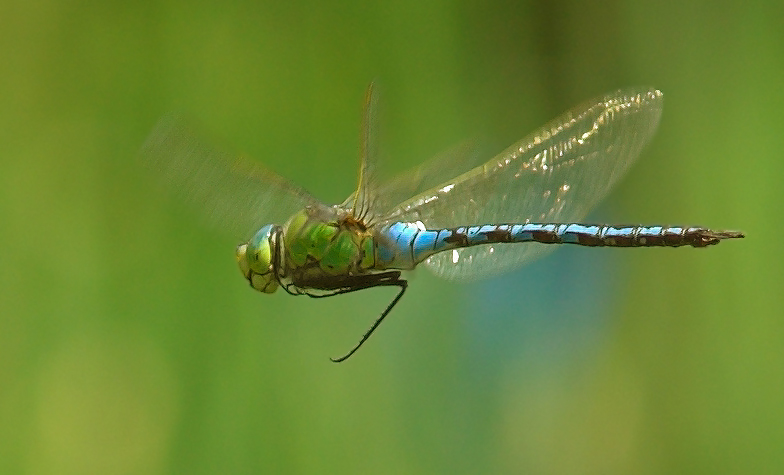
[236, 225, 278, 294]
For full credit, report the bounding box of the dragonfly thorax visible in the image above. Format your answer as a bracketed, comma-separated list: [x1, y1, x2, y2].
[236, 224, 280, 294]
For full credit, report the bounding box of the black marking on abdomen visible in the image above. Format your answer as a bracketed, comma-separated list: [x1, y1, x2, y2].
[530, 230, 561, 244]
[481, 228, 513, 243]
[575, 232, 607, 247]
[444, 229, 469, 247]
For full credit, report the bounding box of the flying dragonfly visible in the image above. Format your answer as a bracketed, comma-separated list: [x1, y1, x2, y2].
[142, 84, 744, 362]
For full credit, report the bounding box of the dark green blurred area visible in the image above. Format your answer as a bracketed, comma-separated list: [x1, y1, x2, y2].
[1, 1, 780, 474]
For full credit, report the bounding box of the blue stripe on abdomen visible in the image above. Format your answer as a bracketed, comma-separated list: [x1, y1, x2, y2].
[378, 222, 741, 268]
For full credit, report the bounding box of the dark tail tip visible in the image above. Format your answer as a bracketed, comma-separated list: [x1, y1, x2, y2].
[712, 230, 745, 240]
[697, 230, 745, 247]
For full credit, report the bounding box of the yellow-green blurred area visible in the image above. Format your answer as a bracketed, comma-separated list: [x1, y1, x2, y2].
[1, 1, 780, 473]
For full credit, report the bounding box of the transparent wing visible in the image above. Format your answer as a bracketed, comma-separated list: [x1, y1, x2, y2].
[346, 82, 381, 223]
[343, 139, 483, 221]
[342, 83, 492, 223]
[383, 88, 664, 280]
[141, 114, 322, 241]
[375, 140, 484, 215]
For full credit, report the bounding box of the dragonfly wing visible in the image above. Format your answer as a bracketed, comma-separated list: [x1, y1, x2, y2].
[383, 88, 664, 280]
[345, 84, 489, 225]
[343, 140, 484, 220]
[376, 140, 485, 215]
[142, 114, 321, 241]
[345, 82, 382, 223]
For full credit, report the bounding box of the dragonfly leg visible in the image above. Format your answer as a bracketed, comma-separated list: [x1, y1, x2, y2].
[300, 271, 407, 363]
[331, 279, 407, 363]
[301, 270, 403, 298]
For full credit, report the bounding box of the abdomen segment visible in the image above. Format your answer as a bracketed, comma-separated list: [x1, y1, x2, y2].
[381, 222, 744, 267]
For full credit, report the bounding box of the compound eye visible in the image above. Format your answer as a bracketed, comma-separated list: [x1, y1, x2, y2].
[235, 225, 279, 294]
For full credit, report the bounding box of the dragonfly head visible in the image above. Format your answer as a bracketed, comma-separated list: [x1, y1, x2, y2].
[236, 224, 279, 294]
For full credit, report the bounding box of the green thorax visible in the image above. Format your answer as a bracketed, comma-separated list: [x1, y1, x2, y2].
[282, 208, 376, 285]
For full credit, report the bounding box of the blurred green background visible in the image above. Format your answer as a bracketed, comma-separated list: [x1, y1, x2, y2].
[1, 1, 780, 474]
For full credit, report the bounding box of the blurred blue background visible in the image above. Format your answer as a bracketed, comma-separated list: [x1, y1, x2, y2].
[0, 2, 778, 474]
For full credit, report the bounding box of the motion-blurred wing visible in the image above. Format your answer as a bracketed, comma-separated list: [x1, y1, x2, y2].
[142, 114, 321, 240]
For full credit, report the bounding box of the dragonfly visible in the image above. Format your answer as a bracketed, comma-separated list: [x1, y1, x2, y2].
[142, 84, 744, 362]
